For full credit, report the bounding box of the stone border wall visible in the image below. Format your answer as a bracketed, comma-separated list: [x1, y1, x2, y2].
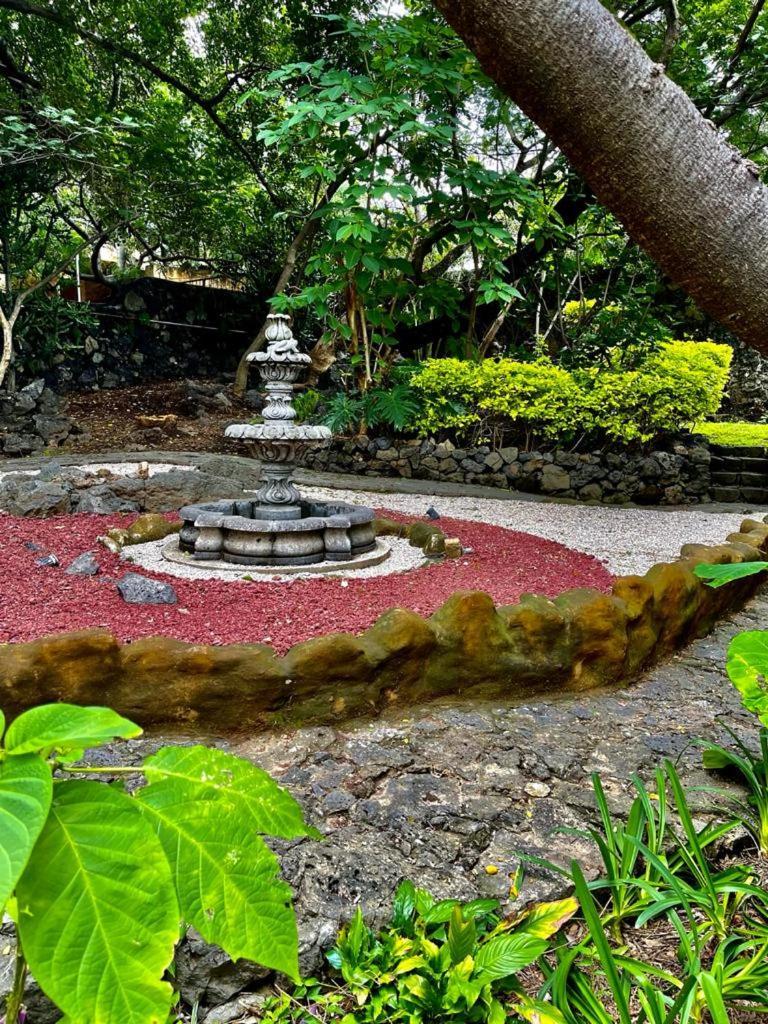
[298, 435, 712, 505]
[1, 518, 766, 731]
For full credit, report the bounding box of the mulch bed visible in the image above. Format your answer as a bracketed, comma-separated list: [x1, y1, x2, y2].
[0, 511, 613, 652]
[62, 380, 245, 455]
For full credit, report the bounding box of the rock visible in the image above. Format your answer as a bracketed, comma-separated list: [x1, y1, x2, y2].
[579, 483, 604, 500]
[484, 452, 504, 471]
[65, 551, 100, 576]
[498, 446, 519, 464]
[524, 781, 552, 798]
[173, 928, 270, 1012]
[540, 464, 571, 493]
[34, 414, 72, 443]
[407, 522, 445, 551]
[196, 455, 262, 489]
[142, 470, 242, 513]
[35, 553, 59, 567]
[423, 532, 446, 556]
[124, 513, 181, 545]
[0, 925, 59, 1024]
[76, 485, 141, 514]
[203, 994, 269, 1023]
[2, 431, 41, 455]
[2, 481, 72, 516]
[425, 506, 441, 520]
[117, 573, 178, 605]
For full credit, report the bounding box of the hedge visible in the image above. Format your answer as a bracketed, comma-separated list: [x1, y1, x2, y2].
[409, 341, 732, 444]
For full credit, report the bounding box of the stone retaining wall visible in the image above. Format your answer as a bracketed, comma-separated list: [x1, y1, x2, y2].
[1, 518, 766, 730]
[298, 434, 712, 505]
[0, 379, 84, 457]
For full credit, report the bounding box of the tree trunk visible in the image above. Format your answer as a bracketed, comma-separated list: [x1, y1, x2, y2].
[233, 216, 322, 397]
[0, 306, 17, 391]
[432, 0, 768, 353]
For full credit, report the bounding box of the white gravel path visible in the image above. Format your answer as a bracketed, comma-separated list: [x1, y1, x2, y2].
[300, 484, 760, 577]
[0, 461, 191, 482]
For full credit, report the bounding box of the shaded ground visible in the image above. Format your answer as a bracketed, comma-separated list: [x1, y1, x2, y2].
[62, 380, 246, 454]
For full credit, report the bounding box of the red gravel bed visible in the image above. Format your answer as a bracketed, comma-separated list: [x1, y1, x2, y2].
[0, 511, 613, 652]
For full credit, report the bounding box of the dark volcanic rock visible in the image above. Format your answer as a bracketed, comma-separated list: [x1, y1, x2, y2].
[117, 572, 177, 605]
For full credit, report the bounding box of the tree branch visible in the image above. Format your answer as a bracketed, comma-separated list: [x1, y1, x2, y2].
[0, 0, 283, 207]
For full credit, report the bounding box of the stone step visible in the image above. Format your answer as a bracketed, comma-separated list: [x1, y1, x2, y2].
[711, 486, 741, 502]
[710, 455, 768, 472]
[711, 443, 768, 457]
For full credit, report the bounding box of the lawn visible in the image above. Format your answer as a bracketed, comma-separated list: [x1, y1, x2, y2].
[697, 420, 768, 447]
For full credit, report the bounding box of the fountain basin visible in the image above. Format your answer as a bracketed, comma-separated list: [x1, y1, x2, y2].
[179, 499, 378, 566]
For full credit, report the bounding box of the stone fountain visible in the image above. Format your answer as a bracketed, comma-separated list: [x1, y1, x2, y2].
[174, 314, 382, 569]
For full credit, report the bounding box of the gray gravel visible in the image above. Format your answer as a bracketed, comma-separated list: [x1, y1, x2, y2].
[302, 484, 758, 576]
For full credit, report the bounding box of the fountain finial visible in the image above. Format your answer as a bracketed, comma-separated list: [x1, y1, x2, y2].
[251, 313, 310, 365]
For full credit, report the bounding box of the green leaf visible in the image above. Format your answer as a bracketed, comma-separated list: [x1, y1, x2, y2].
[5, 703, 141, 756]
[17, 781, 178, 1024]
[136, 752, 302, 978]
[447, 906, 477, 965]
[699, 971, 729, 1024]
[693, 561, 768, 588]
[474, 934, 547, 979]
[142, 745, 317, 839]
[0, 754, 51, 912]
[727, 630, 768, 725]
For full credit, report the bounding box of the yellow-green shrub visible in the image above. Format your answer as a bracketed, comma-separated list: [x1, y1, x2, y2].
[580, 341, 732, 442]
[409, 341, 732, 444]
[478, 359, 585, 440]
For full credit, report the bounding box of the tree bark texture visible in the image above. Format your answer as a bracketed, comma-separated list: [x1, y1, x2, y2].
[432, 0, 768, 352]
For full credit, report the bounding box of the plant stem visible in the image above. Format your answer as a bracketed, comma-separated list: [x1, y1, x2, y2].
[6, 936, 27, 1024]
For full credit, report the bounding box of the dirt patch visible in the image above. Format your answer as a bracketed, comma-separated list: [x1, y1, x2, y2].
[60, 380, 247, 455]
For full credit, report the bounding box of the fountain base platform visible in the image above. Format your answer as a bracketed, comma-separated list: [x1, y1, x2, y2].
[178, 499, 378, 567]
[163, 533, 391, 575]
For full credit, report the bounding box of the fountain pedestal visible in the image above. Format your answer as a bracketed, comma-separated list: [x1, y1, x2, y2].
[176, 314, 380, 568]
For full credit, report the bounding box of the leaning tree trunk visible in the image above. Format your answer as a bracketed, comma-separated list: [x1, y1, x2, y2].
[0, 305, 18, 391]
[432, 0, 768, 353]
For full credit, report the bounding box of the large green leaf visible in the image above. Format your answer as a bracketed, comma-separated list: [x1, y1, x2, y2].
[5, 703, 141, 756]
[142, 745, 318, 839]
[0, 754, 51, 911]
[474, 934, 548, 980]
[17, 781, 179, 1024]
[727, 630, 768, 725]
[694, 561, 768, 588]
[136, 770, 300, 979]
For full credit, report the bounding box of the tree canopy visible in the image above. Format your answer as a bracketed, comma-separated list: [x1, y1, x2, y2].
[2, 0, 768, 387]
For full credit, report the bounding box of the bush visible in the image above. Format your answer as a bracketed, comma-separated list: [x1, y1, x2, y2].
[260, 881, 576, 1023]
[0, 702, 312, 1024]
[409, 341, 732, 446]
[580, 341, 732, 443]
[14, 293, 98, 379]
